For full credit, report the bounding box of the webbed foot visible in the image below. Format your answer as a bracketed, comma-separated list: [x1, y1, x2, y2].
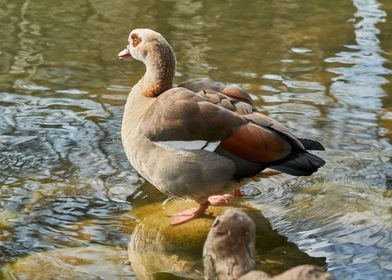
[170, 203, 209, 225]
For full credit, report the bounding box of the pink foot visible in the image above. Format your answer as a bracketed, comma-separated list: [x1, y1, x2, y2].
[207, 194, 233, 206]
[170, 203, 209, 225]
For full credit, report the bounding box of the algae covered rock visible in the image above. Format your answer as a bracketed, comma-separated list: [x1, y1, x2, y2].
[128, 199, 326, 279]
[1, 198, 327, 280]
[1, 245, 134, 280]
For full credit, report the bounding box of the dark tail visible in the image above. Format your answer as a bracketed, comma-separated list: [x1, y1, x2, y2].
[269, 152, 325, 176]
[299, 138, 325, 151]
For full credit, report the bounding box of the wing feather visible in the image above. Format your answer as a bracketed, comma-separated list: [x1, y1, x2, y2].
[141, 81, 324, 176]
[141, 87, 246, 142]
[219, 124, 291, 162]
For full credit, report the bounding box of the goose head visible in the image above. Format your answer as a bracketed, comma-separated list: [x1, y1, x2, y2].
[118, 28, 175, 65]
[118, 28, 176, 97]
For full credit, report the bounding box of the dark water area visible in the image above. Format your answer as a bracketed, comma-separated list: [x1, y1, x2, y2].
[0, 0, 391, 279]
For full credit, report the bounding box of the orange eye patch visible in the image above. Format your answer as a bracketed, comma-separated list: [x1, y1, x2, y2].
[131, 34, 141, 47]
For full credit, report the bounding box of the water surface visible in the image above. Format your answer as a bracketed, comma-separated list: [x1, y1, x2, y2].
[0, 0, 391, 279]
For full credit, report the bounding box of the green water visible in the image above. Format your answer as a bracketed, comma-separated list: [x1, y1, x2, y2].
[0, 0, 392, 279]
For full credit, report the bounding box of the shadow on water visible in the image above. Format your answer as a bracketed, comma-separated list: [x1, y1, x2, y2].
[0, 0, 392, 279]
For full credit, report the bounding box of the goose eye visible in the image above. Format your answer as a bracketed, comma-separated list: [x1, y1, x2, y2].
[132, 37, 141, 47]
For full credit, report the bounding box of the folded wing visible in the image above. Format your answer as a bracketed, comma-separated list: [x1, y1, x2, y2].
[142, 81, 325, 179]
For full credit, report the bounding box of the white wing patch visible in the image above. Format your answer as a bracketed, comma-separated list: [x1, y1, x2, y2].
[154, 140, 220, 152]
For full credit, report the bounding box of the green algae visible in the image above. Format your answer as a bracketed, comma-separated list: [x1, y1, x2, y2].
[129, 199, 325, 279]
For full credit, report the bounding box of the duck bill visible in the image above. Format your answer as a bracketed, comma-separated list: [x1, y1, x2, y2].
[118, 46, 132, 61]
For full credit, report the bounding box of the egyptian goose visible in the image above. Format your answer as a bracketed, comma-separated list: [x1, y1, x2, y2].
[118, 28, 325, 225]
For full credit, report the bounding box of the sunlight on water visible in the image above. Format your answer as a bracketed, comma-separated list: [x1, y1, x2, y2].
[0, 0, 391, 279]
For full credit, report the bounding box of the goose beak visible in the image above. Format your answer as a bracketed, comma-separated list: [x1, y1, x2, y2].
[118, 46, 132, 61]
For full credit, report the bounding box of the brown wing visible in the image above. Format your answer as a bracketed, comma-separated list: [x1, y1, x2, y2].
[141, 87, 247, 142]
[142, 83, 324, 176]
[141, 86, 294, 164]
[243, 113, 305, 150]
[178, 81, 306, 160]
[179, 81, 304, 150]
[220, 123, 291, 162]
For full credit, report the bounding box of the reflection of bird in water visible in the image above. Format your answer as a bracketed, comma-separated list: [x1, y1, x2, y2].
[118, 28, 325, 225]
[204, 209, 334, 280]
[125, 200, 326, 279]
[203, 208, 256, 279]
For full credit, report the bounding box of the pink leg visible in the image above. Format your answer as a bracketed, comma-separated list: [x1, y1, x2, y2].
[233, 188, 243, 198]
[207, 194, 233, 206]
[170, 202, 209, 225]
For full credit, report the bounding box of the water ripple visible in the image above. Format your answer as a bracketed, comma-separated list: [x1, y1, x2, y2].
[0, 0, 392, 278]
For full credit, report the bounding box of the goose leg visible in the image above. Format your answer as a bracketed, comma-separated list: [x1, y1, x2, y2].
[233, 188, 243, 198]
[170, 193, 236, 225]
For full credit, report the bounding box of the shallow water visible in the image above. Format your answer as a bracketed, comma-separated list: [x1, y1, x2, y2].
[0, 0, 391, 279]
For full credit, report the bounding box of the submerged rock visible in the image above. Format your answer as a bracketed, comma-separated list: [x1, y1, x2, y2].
[1, 245, 134, 280]
[1, 198, 327, 280]
[128, 199, 326, 279]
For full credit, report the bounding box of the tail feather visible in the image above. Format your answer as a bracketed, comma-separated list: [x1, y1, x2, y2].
[269, 152, 325, 176]
[299, 138, 325, 151]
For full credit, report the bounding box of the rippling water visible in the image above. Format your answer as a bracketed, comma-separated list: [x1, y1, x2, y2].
[0, 0, 391, 279]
